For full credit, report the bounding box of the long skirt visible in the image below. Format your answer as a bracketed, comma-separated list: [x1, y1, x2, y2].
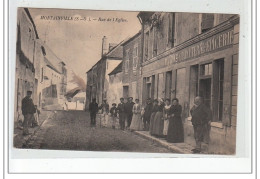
[166, 116, 184, 143]
[130, 113, 143, 131]
[163, 119, 169, 135]
[149, 112, 157, 135]
[152, 111, 164, 136]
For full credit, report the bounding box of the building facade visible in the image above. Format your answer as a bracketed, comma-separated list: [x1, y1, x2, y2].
[121, 32, 142, 101]
[86, 37, 123, 108]
[138, 12, 239, 154]
[15, 8, 39, 121]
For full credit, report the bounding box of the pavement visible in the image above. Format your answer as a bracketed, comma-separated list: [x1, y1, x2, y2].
[14, 109, 201, 154]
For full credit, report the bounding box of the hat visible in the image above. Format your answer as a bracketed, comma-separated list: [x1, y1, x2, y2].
[27, 91, 32, 95]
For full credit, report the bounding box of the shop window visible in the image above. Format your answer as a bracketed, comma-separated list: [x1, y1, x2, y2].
[214, 59, 224, 121]
[201, 13, 214, 33]
[200, 63, 212, 76]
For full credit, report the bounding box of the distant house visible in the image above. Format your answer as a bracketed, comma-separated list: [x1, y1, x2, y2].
[86, 36, 123, 108]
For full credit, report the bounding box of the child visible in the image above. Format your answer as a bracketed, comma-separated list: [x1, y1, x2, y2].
[110, 103, 117, 129]
[32, 105, 40, 127]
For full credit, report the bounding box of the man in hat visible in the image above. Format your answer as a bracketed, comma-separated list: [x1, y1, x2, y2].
[117, 97, 126, 130]
[190, 96, 212, 153]
[143, 98, 153, 131]
[89, 98, 99, 126]
[125, 97, 135, 129]
[21, 91, 36, 135]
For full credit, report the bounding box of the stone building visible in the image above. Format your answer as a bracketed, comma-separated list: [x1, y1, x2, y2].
[86, 36, 123, 108]
[121, 31, 142, 101]
[107, 62, 123, 105]
[15, 8, 39, 121]
[137, 12, 239, 154]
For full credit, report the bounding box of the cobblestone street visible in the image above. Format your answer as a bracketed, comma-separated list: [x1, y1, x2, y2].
[23, 110, 174, 153]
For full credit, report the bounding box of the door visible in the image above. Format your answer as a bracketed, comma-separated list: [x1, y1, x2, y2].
[157, 73, 164, 99]
[123, 86, 129, 99]
[165, 71, 172, 99]
[199, 78, 212, 108]
[176, 68, 186, 107]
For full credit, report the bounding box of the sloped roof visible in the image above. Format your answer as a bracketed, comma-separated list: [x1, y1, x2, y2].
[65, 87, 81, 98]
[44, 57, 61, 74]
[108, 61, 123, 76]
[121, 31, 141, 46]
[105, 40, 124, 59]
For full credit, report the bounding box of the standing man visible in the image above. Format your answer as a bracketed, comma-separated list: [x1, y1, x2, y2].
[125, 97, 135, 129]
[190, 96, 212, 153]
[89, 98, 99, 126]
[21, 91, 36, 135]
[143, 98, 153, 131]
[117, 97, 126, 130]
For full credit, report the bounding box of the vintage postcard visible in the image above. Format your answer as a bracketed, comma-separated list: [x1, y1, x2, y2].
[13, 7, 239, 155]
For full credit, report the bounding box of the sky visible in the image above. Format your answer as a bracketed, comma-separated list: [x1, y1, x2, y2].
[29, 8, 141, 90]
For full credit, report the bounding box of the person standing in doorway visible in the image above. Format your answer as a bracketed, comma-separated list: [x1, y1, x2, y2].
[21, 91, 36, 135]
[143, 98, 153, 131]
[117, 98, 126, 130]
[125, 97, 135, 129]
[130, 99, 143, 131]
[190, 96, 212, 153]
[89, 98, 99, 126]
[166, 98, 184, 143]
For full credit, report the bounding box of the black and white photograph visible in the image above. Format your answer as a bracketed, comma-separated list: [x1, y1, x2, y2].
[13, 7, 241, 155]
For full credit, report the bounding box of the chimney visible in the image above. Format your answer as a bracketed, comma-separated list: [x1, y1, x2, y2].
[101, 36, 108, 57]
[109, 43, 117, 51]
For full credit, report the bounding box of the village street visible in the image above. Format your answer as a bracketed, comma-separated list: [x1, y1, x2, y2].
[21, 110, 174, 153]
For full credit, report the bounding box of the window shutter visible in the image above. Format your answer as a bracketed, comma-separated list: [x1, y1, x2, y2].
[201, 14, 214, 31]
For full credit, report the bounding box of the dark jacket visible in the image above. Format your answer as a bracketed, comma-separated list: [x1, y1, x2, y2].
[22, 96, 35, 115]
[110, 107, 118, 117]
[89, 102, 99, 114]
[144, 102, 153, 119]
[117, 102, 125, 114]
[190, 104, 212, 125]
[125, 102, 135, 115]
[99, 103, 109, 113]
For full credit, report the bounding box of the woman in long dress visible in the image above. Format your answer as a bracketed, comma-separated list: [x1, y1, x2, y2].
[152, 98, 165, 137]
[163, 99, 171, 136]
[149, 99, 159, 135]
[167, 98, 184, 143]
[130, 99, 143, 131]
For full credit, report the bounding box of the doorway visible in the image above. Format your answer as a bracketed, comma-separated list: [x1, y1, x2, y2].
[123, 86, 129, 98]
[199, 78, 211, 107]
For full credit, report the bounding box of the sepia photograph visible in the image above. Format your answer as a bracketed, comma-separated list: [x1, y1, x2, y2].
[13, 7, 240, 155]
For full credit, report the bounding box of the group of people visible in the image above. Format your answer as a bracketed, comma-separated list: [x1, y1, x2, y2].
[89, 95, 212, 153]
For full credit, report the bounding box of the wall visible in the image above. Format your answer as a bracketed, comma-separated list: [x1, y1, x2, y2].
[107, 72, 123, 107]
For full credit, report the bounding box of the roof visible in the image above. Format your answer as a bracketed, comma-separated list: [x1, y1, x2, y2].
[24, 8, 39, 39]
[121, 31, 141, 46]
[65, 87, 81, 98]
[108, 61, 123, 76]
[86, 40, 125, 73]
[44, 57, 62, 74]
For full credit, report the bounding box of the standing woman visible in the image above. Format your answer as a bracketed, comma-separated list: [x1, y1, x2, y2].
[152, 98, 165, 137]
[130, 99, 143, 131]
[163, 99, 171, 137]
[167, 98, 184, 143]
[149, 99, 159, 135]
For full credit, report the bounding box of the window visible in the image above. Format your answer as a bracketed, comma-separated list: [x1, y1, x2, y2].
[200, 63, 212, 76]
[168, 13, 175, 47]
[133, 45, 138, 71]
[201, 13, 214, 33]
[144, 31, 149, 61]
[216, 59, 224, 121]
[125, 50, 130, 73]
[153, 27, 158, 57]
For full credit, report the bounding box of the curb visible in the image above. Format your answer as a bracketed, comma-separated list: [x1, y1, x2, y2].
[22, 111, 54, 148]
[133, 131, 193, 154]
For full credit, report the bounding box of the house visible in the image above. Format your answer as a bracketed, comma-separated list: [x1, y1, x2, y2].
[137, 12, 239, 154]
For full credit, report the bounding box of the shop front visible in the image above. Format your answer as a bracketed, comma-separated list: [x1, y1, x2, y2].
[141, 16, 239, 154]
